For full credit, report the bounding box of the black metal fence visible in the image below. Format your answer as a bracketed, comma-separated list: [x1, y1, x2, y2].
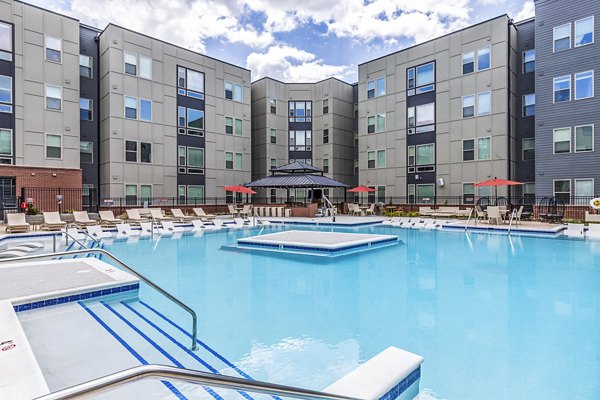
[22, 187, 97, 213]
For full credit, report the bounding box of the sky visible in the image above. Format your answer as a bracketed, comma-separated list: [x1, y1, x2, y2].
[29, 0, 535, 83]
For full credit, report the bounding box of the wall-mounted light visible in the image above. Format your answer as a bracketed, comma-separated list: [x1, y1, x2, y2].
[30, 172, 36, 176]
[52, 173, 57, 177]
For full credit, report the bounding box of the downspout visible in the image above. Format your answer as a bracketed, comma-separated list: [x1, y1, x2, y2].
[507, 18, 514, 200]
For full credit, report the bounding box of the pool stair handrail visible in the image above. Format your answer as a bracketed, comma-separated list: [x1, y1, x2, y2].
[464, 208, 475, 231]
[322, 194, 336, 222]
[33, 364, 361, 400]
[0, 248, 199, 351]
[47, 228, 96, 252]
[507, 208, 518, 235]
[65, 223, 102, 246]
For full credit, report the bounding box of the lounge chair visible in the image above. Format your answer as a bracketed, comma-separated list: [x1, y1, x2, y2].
[115, 223, 141, 237]
[171, 209, 194, 221]
[233, 217, 249, 228]
[42, 212, 67, 231]
[586, 224, 600, 239]
[423, 219, 442, 230]
[487, 206, 502, 225]
[564, 223, 584, 238]
[87, 225, 112, 239]
[240, 205, 253, 218]
[126, 209, 149, 224]
[191, 220, 218, 231]
[192, 208, 216, 220]
[514, 206, 524, 226]
[411, 218, 428, 229]
[7, 245, 38, 253]
[5, 213, 30, 233]
[212, 219, 225, 229]
[161, 221, 184, 233]
[227, 204, 237, 217]
[73, 211, 97, 227]
[66, 228, 86, 241]
[382, 217, 400, 225]
[149, 209, 174, 221]
[0, 249, 30, 258]
[99, 211, 124, 226]
[10, 242, 44, 249]
[419, 207, 434, 216]
[139, 222, 165, 235]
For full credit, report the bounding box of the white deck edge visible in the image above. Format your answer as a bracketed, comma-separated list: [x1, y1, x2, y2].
[239, 231, 398, 250]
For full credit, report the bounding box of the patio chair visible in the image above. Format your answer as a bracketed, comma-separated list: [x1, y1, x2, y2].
[365, 203, 376, 216]
[348, 203, 360, 216]
[5, 213, 30, 233]
[487, 206, 502, 225]
[161, 221, 184, 233]
[564, 223, 584, 238]
[171, 209, 195, 221]
[149, 208, 174, 221]
[99, 210, 123, 226]
[227, 204, 237, 217]
[42, 212, 67, 231]
[192, 207, 216, 220]
[73, 211, 98, 227]
[240, 205, 253, 218]
[586, 224, 600, 239]
[126, 209, 149, 224]
[86, 225, 112, 239]
[475, 205, 487, 222]
[115, 223, 141, 237]
[514, 206, 524, 225]
[419, 207, 434, 216]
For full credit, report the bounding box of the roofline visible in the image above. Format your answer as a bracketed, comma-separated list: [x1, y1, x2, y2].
[79, 23, 103, 33]
[99, 23, 251, 73]
[358, 14, 510, 67]
[514, 16, 535, 26]
[16, 0, 80, 22]
[251, 75, 355, 86]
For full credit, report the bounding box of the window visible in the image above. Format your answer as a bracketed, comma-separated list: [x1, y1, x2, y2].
[80, 98, 92, 120]
[463, 139, 475, 161]
[270, 98, 277, 114]
[80, 141, 93, 164]
[225, 81, 243, 102]
[462, 95, 475, 117]
[553, 75, 571, 103]
[225, 82, 233, 99]
[367, 116, 375, 133]
[407, 184, 415, 202]
[188, 186, 204, 202]
[178, 146, 186, 166]
[45, 85, 62, 111]
[553, 180, 571, 203]
[463, 183, 475, 204]
[415, 62, 435, 93]
[125, 185, 137, 205]
[45, 134, 61, 159]
[124, 96, 137, 119]
[178, 67, 205, 98]
[125, 141, 137, 162]
[45, 36, 61, 63]
[289, 130, 312, 151]
[80, 55, 92, 78]
[462, 51, 474, 74]
[575, 179, 594, 197]
[225, 152, 233, 169]
[477, 92, 491, 115]
[407, 107, 415, 128]
[323, 158, 329, 173]
[354, 131, 358, 147]
[124, 52, 137, 75]
[575, 16, 594, 47]
[367, 151, 375, 168]
[377, 186, 386, 203]
[377, 114, 385, 132]
[575, 125, 594, 152]
[523, 183, 535, 199]
[574, 70, 594, 100]
[553, 23, 571, 52]
[377, 150, 386, 168]
[139, 99, 152, 121]
[323, 128, 329, 144]
[416, 184, 435, 202]
[354, 103, 358, 118]
[523, 138, 535, 160]
[187, 108, 204, 130]
[188, 147, 204, 169]
[0, 75, 12, 113]
[416, 103, 435, 126]
[408, 146, 415, 166]
[477, 137, 491, 160]
[270, 158, 277, 171]
[178, 107, 186, 127]
[523, 94, 535, 116]
[0, 22, 12, 61]
[140, 185, 152, 203]
[416, 143, 434, 165]
[553, 127, 571, 153]
[323, 99, 329, 114]
[235, 119, 242, 136]
[139, 56, 152, 79]
[407, 68, 415, 89]
[289, 101, 312, 122]
[478, 186, 492, 197]
[367, 80, 375, 99]
[235, 153, 242, 170]
[270, 128, 277, 144]
[377, 77, 385, 96]
[477, 46, 491, 71]
[354, 159, 359, 175]
[225, 117, 233, 134]
[0, 128, 13, 161]
[140, 142, 151, 163]
[523, 50, 535, 73]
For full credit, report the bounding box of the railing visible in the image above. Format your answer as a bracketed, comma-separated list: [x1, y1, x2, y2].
[34, 364, 360, 400]
[65, 223, 102, 247]
[0, 248, 199, 351]
[464, 208, 475, 231]
[49, 229, 91, 252]
[507, 208, 518, 235]
[322, 194, 336, 222]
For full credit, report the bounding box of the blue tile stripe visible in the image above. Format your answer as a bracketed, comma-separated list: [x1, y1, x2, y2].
[237, 237, 398, 253]
[378, 366, 420, 400]
[101, 301, 223, 400]
[269, 220, 381, 227]
[443, 225, 561, 236]
[78, 301, 188, 400]
[13, 283, 140, 313]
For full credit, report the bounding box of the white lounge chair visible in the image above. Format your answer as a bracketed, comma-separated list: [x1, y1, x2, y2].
[73, 211, 97, 227]
[171, 209, 194, 221]
[564, 223, 584, 238]
[162, 221, 184, 233]
[66, 228, 86, 241]
[191, 220, 218, 231]
[5, 213, 30, 233]
[126, 209, 149, 224]
[423, 219, 442, 230]
[227, 204, 237, 217]
[10, 242, 44, 249]
[233, 217, 249, 228]
[192, 207, 216, 220]
[514, 206, 524, 225]
[149, 209, 174, 221]
[42, 212, 67, 231]
[412, 218, 429, 229]
[115, 223, 141, 237]
[87, 225, 112, 239]
[139, 222, 165, 235]
[6, 245, 37, 253]
[382, 217, 400, 225]
[475, 205, 487, 222]
[586, 224, 600, 239]
[240, 205, 253, 218]
[0, 250, 30, 258]
[212, 219, 225, 229]
[99, 211, 123, 226]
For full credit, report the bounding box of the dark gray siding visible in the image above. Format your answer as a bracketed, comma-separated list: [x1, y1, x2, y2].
[352, 83, 358, 187]
[534, 0, 600, 196]
[79, 25, 100, 193]
[514, 19, 536, 193]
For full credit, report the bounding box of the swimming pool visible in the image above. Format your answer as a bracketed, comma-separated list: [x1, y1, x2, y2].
[102, 225, 600, 399]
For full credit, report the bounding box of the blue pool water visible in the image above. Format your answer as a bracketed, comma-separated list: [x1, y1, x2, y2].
[103, 225, 600, 399]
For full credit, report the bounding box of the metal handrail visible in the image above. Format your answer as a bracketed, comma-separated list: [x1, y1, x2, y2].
[0, 248, 199, 350]
[48, 230, 90, 252]
[507, 208, 518, 235]
[34, 364, 361, 400]
[66, 223, 102, 246]
[464, 208, 474, 231]
[322, 194, 336, 222]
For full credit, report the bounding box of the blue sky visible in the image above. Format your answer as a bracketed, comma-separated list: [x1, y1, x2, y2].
[30, 0, 535, 83]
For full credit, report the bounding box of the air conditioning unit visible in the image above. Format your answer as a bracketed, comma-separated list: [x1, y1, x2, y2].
[178, 128, 186, 135]
[187, 168, 204, 175]
[178, 167, 186, 173]
[437, 178, 445, 187]
[408, 128, 415, 134]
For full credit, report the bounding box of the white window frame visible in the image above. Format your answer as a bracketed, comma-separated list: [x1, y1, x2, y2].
[522, 138, 535, 161]
[124, 96, 138, 119]
[574, 70, 594, 100]
[553, 179, 571, 198]
[124, 52, 137, 76]
[462, 138, 475, 162]
[0, 128, 13, 158]
[553, 127, 572, 154]
[462, 95, 475, 118]
[377, 149, 386, 168]
[522, 94, 535, 117]
[45, 133, 62, 160]
[139, 98, 152, 122]
[574, 124, 594, 153]
[477, 91, 491, 116]
[522, 49, 535, 73]
[376, 113, 386, 133]
[80, 98, 93, 121]
[462, 51, 474, 75]
[574, 178, 594, 197]
[79, 55, 93, 78]
[376, 77, 386, 97]
[574, 16, 594, 47]
[80, 140, 93, 164]
[45, 84, 62, 111]
[139, 56, 152, 80]
[44, 35, 62, 63]
[476, 46, 491, 71]
[0, 75, 13, 112]
[234, 152, 243, 170]
[553, 75, 571, 103]
[553, 23, 571, 53]
[477, 137, 492, 160]
[125, 140, 138, 163]
[367, 151, 376, 169]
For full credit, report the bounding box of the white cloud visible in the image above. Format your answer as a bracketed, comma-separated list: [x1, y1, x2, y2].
[246, 45, 353, 82]
[514, 1, 535, 22]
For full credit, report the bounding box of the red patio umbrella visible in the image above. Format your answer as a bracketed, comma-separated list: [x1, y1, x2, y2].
[348, 185, 375, 204]
[224, 185, 256, 194]
[474, 178, 523, 199]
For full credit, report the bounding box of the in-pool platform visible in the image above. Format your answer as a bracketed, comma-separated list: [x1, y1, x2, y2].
[225, 230, 400, 256]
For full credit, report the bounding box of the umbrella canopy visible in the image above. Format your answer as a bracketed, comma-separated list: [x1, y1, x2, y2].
[348, 185, 376, 193]
[474, 178, 523, 187]
[224, 185, 256, 194]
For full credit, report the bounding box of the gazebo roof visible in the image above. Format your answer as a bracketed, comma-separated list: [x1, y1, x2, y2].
[271, 161, 322, 174]
[245, 174, 349, 188]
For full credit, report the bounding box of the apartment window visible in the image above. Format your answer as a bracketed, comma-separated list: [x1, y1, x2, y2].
[377, 186, 386, 203]
[235, 153, 242, 170]
[367, 80, 375, 99]
[354, 103, 358, 118]
[178, 107, 186, 127]
[234, 119, 242, 136]
[463, 139, 475, 161]
[0, 75, 12, 113]
[45, 134, 61, 159]
[188, 147, 204, 169]
[523, 138, 535, 160]
[416, 184, 435, 202]
[554, 180, 571, 203]
[354, 131, 358, 147]
[140, 99, 152, 122]
[377, 77, 385, 96]
[80, 99, 93, 121]
[323, 158, 329, 173]
[139, 56, 152, 79]
[415, 62, 435, 93]
[323, 128, 329, 144]
[553, 75, 571, 103]
[575, 16, 594, 47]
[478, 137, 491, 160]
[377, 114, 385, 132]
[124, 52, 137, 75]
[124, 96, 137, 119]
[477, 46, 491, 70]
[575, 125, 594, 152]
[367, 116, 375, 133]
[523, 94, 535, 116]
[225, 117, 233, 134]
[523, 50, 535, 73]
[574, 70, 594, 100]
[554, 23, 571, 52]
[523, 183, 535, 199]
[80, 141, 93, 164]
[575, 179, 594, 197]
[462, 51, 474, 74]
[45, 36, 61, 63]
[416, 143, 434, 165]
[187, 108, 204, 130]
[407, 107, 415, 128]
[140, 185, 152, 203]
[270, 128, 277, 144]
[289, 101, 312, 122]
[178, 67, 205, 99]
[0, 22, 12, 61]
[463, 183, 475, 204]
[377, 150, 386, 168]
[0, 129, 12, 162]
[270, 158, 277, 171]
[407, 184, 415, 202]
[125, 141, 137, 162]
[225, 152, 233, 169]
[45, 85, 62, 111]
[188, 186, 204, 202]
[323, 99, 329, 114]
[289, 130, 312, 151]
[125, 185, 137, 205]
[354, 159, 359, 175]
[367, 151, 375, 168]
[80, 55, 92, 78]
[140, 142, 151, 163]
[270, 98, 277, 114]
[407, 68, 415, 89]
[553, 127, 571, 153]
[178, 146, 186, 166]
[408, 146, 415, 166]
[462, 95, 475, 117]
[416, 103, 435, 126]
[225, 81, 243, 102]
[477, 92, 491, 115]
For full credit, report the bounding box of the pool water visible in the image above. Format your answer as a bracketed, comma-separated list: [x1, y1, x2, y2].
[103, 225, 600, 399]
